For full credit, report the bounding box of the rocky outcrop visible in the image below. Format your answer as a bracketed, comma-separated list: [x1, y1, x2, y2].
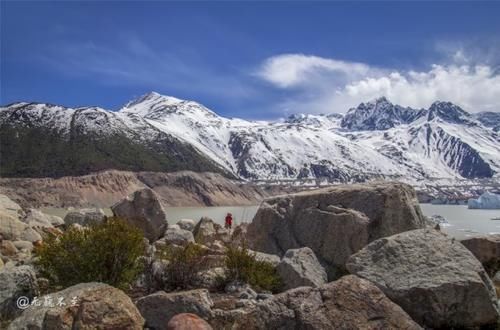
[247, 182, 426, 278]
[346, 229, 499, 329]
[112, 188, 168, 242]
[136, 289, 213, 330]
[7, 282, 144, 329]
[167, 313, 213, 330]
[277, 247, 327, 290]
[461, 234, 500, 274]
[220, 275, 421, 329]
[0, 265, 39, 321]
[64, 208, 106, 227]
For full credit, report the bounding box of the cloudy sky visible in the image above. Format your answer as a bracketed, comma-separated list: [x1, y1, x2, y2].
[2, 2, 500, 119]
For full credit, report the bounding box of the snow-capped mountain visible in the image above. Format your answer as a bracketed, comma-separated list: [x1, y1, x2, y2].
[1, 93, 499, 186]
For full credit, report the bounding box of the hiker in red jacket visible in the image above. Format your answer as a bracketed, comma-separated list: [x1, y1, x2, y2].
[225, 213, 233, 229]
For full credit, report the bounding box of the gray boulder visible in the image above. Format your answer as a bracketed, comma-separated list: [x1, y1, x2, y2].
[220, 275, 421, 330]
[177, 218, 196, 232]
[461, 234, 500, 273]
[0, 265, 39, 321]
[193, 217, 217, 245]
[8, 282, 144, 329]
[112, 188, 168, 242]
[19, 227, 42, 243]
[277, 247, 327, 290]
[23, 208, 64, 227]
[0, 213, 27, 241]
[164, 224, 195, 246]
[64, 208, 106, 227]
[136, 289, 213, 330]
[346, 228, 499, 329]
[0, 194, 24, 220]
[247, 182, 426, 279]
[251, 250, 280, 266]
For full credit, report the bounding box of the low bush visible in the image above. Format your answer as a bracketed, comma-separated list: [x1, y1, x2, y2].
[224, 244, 282, 293]
[156, 242, 210, 290]
[35, 217, 145, 290]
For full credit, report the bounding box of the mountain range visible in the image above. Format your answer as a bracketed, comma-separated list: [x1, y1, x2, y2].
[1, 92, 499, 186]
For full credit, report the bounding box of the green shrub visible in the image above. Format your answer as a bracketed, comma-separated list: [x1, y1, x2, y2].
[224, 244, 282, 293]
[156, 242, 210, 290]
[35, 217, 145, 290]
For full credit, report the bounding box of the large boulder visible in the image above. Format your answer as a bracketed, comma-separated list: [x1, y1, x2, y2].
[346, 229, 499, 329]
[222, 275, 421, 329]
[64, 208, 106, 227]
[461, 234, 500, 274]
[167, 313, 213, 330]
[277, 247, 327, 290]
[0, 265, 39, 321]
[247, 183, 425, 277]
[136, 289, 213, 330]
[8, 282, 144, 329]
[112, 188, 168, 242]
[164, 225, 195, 246]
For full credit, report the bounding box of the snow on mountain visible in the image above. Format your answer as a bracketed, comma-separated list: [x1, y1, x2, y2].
[473, 111, 500, 132]
[2, 93, 500, 184]
[340, 97, 426, 131]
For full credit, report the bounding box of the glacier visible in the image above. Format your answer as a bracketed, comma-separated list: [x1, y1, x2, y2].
[468, 192, 500, 209]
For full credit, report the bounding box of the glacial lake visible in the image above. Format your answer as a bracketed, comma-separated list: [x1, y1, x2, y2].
[420, 204, 500, 239]
[43, 204, 500, 239]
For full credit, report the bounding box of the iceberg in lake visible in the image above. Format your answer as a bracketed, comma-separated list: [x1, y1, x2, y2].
[468, 192, 500, 209]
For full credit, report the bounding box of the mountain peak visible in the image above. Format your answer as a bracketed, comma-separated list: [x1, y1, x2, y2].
[427, 101, 471, 124]
[341, 97, 423, 131]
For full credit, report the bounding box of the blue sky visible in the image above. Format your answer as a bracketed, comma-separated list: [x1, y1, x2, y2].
[2, 1, 500, 119]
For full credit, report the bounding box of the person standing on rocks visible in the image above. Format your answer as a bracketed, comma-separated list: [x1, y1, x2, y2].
[225, 213, 233, 230]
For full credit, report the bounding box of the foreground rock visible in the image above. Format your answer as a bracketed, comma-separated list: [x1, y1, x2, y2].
[247, 182, 426, 277]
[277, 247, 327, 290]
[347, 229, 499, 329]
[63, 208, 106, 227]
[221, 275, 421, 329]
[461, 234, 500, 274]
[112, 188, 168, 242]
[136, 289, 213, 330]
[8, 282, 144, 329]
[0, 266, 39, 320]
[167, 313, 213, 330]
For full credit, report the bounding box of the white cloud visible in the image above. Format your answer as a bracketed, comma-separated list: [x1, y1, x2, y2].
[257, 53, 500, 113]
[257, 54, 377, 88]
